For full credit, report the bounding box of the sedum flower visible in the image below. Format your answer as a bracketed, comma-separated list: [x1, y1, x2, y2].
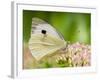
[56, 42, 91, 67]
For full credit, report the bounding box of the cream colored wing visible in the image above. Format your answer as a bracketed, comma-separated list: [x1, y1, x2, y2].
[31, 17, 64, 40]
[29, 33, 66, 61]
[29, 17, 66, 61]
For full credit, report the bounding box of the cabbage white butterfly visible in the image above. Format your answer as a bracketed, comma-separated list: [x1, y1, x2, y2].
[29, 18, 67, 61]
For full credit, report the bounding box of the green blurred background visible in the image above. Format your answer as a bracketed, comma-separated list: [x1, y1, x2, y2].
[23, 10, 91, 44]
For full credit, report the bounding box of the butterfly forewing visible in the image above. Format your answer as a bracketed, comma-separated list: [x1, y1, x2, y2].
[31, 17, 64, 40]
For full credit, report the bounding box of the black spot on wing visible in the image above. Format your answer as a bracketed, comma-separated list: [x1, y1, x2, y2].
[41, 30, 47, 34]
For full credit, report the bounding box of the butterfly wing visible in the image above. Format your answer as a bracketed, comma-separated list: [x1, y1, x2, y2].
[31, 17, 64, 40]
[29, 34, 66, 60]
[29, 18, 66, 61]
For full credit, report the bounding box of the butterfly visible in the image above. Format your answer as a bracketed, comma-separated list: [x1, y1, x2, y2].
[29, 18, 67, 61]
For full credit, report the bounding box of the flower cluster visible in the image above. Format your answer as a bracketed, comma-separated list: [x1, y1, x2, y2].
[56, 42, 91, 67]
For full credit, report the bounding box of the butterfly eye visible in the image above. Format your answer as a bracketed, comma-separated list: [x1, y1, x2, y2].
[41, 30, 46, 34]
